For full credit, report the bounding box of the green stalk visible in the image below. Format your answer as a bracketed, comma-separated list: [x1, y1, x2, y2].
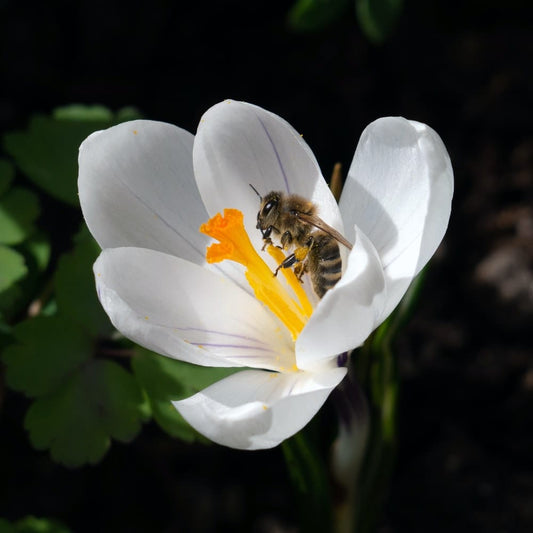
[344, 268, 428, 532]
[282, 430, 334, 532]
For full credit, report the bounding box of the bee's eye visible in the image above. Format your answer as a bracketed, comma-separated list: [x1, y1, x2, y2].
[262, 200, 276, 216]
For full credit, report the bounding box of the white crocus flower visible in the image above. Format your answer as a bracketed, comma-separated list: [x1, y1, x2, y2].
[78, 100, 453, 450]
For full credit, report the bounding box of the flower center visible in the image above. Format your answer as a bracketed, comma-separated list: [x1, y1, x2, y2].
[200, 209, 313, 340]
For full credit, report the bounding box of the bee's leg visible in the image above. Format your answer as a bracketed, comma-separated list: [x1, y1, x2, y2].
[261, 226, 276, 250]
[293, 237, 313, 282]
[273, 246, 310, 277]
[261, 237, 273, 251]
[280, 231, 293, 250]
[274, 253, 297, 276]
[293, 261, 308, 283]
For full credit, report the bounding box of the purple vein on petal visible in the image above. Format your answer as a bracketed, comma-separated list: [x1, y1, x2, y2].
[256, 115, 290, 193]
[286, 380, 297, 396]
[188, 342, 275, 352]
[173, 326, 272, 346]
[116, 175, 206, 260]
[114, 175, 241, 282]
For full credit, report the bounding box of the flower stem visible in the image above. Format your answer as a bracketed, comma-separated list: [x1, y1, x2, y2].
[282, 428, 334, 532]
[349, 333, 398, 533]
[334, 268, 428, 532]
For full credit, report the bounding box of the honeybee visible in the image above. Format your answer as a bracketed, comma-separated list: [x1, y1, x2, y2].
[251, 186, 353, 298]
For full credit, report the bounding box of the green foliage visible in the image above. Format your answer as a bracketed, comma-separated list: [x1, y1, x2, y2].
[0, 518, 13, 533]
[3, 317, 92, 396]
[282, 431, 333, 532]
[3, 317, 149, 467]
[25, 358, 149, 467]
[0, 313, 10, 336]
[3, 105, 142, 206]
[355, 0, 403, 44]
[0, 231, 50, 322]
[288, 0, 351, 32]
[24, 232, 51, 273]
[54, 227, 112, 338]
[0, 158, 41, 297]
[132, 347, 237, 441]
[0, 187, 40, 245]
[0, 158, 15, 196]
[287, 0, 403, 42]
[0, 245, 27, 292]
[52, 104, 113, 122]
[0, 516, 71, 533]
[113, 106, 143, 123]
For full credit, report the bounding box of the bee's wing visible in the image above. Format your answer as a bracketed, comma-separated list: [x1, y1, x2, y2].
[296, 213, 353, 250]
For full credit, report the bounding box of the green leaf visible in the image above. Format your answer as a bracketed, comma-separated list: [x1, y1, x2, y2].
[0, 233, 50, 322]
[0, 283, 23, 320]
[0, 235, 51, 322]
[0, 518, 15, 533]
[40, 299, 58, 317]
[115, 106, 143, 123]
[0, 187, 40, 245]
[14, 516, 71, 533]
[24, 231, 51, 272]
[25, 358, 148, 467]
[2, 316, 92, 397]
[3, 104, 140, 207]
[0, 158, 15, 197]
[282, 432, 333, 531]
[132, 347, 237, 440]
[0, 245, 27, 292]
[0, 311, 11, 336]
[54, 227, 111, 337]
[355, 0, 403, 44]
[2, 307, 149, 466]
[288, 0, 351, 32]
[3, 116, 109, 206]
[52, 104, 113, 122]
[53, 104, 142, 124]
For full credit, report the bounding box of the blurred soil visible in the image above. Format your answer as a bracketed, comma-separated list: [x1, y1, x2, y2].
[388, 20, 533, 532]
[0, 1, 532, 532]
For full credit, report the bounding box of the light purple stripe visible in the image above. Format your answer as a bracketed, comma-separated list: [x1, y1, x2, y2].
[174, 326, 270, 346]
[257, 115, 291, 193]
[118, 178, 206, 259]
[189, 342, 274, 352]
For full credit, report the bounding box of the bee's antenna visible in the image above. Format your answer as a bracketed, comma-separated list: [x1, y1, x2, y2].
[249, 183, 262, 200]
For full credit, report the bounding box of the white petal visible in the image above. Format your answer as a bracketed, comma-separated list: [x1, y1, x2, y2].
[94, 247, 295, 371]
[173, 366, 347, 449]
[296, 226, 387, 369]
[339, 117, 453, 319]
[193, 100, 344, 255]
[78, 120, 209, 264]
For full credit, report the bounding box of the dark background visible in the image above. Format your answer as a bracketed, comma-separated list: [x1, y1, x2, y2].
[1, 0, 532, 531]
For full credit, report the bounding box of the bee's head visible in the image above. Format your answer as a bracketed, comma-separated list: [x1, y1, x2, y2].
[256, 191, 281, 237]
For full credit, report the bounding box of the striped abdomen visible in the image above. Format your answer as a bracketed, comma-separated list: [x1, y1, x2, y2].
[308, 231, 342, 298]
